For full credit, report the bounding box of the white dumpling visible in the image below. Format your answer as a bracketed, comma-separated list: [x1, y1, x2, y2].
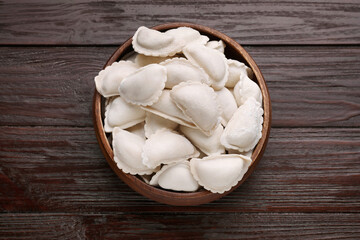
[104, 97, 146, 132]
[135, 54, 171, 67]
[183, 44, 228, 90]
[142, 89, 196, 128]
[118, 64, 166, 106]
[95, 61, 138, 97]
[160, 58, 210, 88]
[234, 74, 262, 106]
[149, 161, 199, 192]
[226, 59, 254, 88]
[190, 154, 252, 193]
[144, 112, 178, 138]
[112, 128, 157, 175]
[221, 97, 263, 152]
[205, 40, 226, 53]
[180, 124, 225, 156]
[142, 129, 199, 169]
[215, 87, 238, 126]
[126, 122, 145, 139]
[165, 27, 209, 48]
[170, 82, 221, 136]
[132, 26, 182, 57]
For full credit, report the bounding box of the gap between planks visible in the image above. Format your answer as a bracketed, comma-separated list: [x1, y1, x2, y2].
[1, 44, 360, 48]
[0, 125, 359, 129]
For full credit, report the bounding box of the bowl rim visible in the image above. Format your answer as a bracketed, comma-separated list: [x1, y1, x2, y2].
[93, 22, 272, 206]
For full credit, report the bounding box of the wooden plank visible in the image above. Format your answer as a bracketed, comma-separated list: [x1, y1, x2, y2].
[0, 47, 114, 126]
[0, 0, 359, 45]
[0, 213, 359, 239]
[1, 126, 359, 212]
[248, 46, 360, 127]
[0, 46, 359, 127]
[0, 214, 85, 239]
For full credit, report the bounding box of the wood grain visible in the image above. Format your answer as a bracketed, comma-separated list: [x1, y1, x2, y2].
[0, 46, 359, 127]
[0, 47, 113, 126]
[0, 213, 359, 239]
[1, 126, 359, 212]
[0, 0, 360, 45]
[0, 214, 85, 239]
[1, 1, 359, 238]
[249, 46, 360, 127]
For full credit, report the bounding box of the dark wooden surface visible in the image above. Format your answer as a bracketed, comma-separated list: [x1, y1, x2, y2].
[1, 0, 360, 45]
[0, 1, 359, 239]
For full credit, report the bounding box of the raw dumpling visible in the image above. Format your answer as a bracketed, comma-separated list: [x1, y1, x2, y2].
[170, 82, 221, 136]
[221, 97, 263, 152]
[149, 161, 199, 192]
[180, 124, 225, 156]
[142, 89, 196, 128]
[190, 154, 252, 193]
[234, 74, 262, 106]
[104, 96, 146, 132]
[112, 128, 157, 175]
[215, 87, 238, 126]
[226, 59, 253, 88]
[183, 44, 228, 90]
[160, 58, 210, 88]
[135, 54, 171, 67]
[144, 112, 178, 138]
[95, 61, 138, 97]
[132, 26, 182, 57]
[165, 27, 209, 48]
[118, 64, 166, 106]
[126, 122, 146, 139]
[205, 40, 225, 53]
[142, 129, 199, 169]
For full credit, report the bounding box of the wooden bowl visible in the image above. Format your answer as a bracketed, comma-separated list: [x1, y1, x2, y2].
[93, 22, 271, 206]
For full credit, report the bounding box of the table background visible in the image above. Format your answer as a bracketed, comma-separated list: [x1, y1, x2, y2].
[1, 1, 359, 239]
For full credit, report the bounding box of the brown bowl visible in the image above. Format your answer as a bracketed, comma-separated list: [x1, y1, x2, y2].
[93, 22, 271, 206]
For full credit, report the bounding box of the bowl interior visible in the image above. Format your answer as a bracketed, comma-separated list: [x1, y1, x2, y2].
[93, 22, 271, 206]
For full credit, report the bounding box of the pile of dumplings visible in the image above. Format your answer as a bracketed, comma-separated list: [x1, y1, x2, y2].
[95, 26, 264, 194]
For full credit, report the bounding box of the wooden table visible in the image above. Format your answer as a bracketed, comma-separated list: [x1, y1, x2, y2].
[1, 1, 359, 239]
